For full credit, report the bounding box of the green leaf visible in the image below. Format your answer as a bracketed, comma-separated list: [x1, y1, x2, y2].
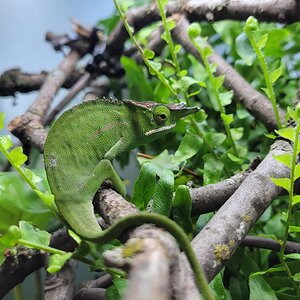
[236, 32, 256, 66]
[23, 168, 43, 185]
[121, 56, 154, 99]
[151, 169, 174, 216]
[264, 28, 290, 57]
[144, 48, 155, 59]
[166, 19, 176, 31]
[213, 75, 225, 89]
[249, 276, 277, 300]
[293, 272, 300, 282]
[257, 33, 268, 49]
[148, 60, 162, 73]
[188, 23, 201, 39]
[179, 69, 187, 77]
[106, 277, 127, 300]
[287, 107, 299, 122]
[275, 127, 295, 141]
[47, 252, 72, 273]
[172, 131, 202, 164]
[19, 221, 50, 247]
[138, 150, 178, 173]
[174, 44, 182, 54]
[231, 127, 244, 141]
[244, 17, 258, 31]
[271, 177, 291, 192]
[250, 265, 285, 277]
[270, 66, 283, 84]
[172, 76, 203, 93]
[294, 164, 300, 180]
[132, 163, 157, 210]
[9, 147, 27, 166]
[229, 276, 249, 300]
[0, 135, 13, 151]
[236, 104, 250, 119]
[227, 153, 243, 163]
[0, 225, 21, 247]
[172, 185, 193, 234]
[209, 271, 227, 300]
[292, 195, 300, 206]
[264, 133, 277, 139]
[0, 113, 5, 130]
[221, 113, 233, 125]
[261, 87, 271, 98]
[203, 46, 213, 58]
[288, 226, 300, 233]
[219, 91, 233, 106]
[284, 253, 300, 260]
[206, 132, 226, 147]
[68, 230, 81, 245]
[194, 109, 207, 123]
[203, 153, 224, 185]
[273, 153, 292, 168]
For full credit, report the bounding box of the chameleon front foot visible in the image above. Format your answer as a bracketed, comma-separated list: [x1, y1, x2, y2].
[90, 159, 126, 197]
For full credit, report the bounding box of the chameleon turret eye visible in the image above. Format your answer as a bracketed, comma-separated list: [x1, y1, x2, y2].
[153, 105, 170, 124]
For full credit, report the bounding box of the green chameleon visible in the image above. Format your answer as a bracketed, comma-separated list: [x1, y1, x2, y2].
[44, 98, 214, 299]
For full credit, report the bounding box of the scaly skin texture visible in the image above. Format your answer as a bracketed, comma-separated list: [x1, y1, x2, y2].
[44, 98, 199, 239]
[44, 99, 215, 299]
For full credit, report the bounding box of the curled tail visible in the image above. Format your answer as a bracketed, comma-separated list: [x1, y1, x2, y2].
[56, 198, 103, 239]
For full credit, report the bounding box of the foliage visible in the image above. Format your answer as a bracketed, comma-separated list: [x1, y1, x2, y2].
[1, 0, 300, 299]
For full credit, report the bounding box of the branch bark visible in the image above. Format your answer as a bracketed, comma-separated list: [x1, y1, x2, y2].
[108, 0, 300, 55]
[0, 68, 83, 97]
[190, 157, 261, 214]
[8, 50, 81, 151]
[184, 139, 291, 281]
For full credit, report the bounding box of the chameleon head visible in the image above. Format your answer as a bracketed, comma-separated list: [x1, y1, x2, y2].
[127, 100, 199, 138]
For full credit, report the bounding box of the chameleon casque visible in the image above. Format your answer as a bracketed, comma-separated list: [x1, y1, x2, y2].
[44, 98, 214, 298]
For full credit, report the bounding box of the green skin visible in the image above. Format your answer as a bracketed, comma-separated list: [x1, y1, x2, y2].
[44, 99, 214, 299]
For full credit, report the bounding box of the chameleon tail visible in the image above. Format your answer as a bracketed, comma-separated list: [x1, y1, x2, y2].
[56, 199, 103, 240]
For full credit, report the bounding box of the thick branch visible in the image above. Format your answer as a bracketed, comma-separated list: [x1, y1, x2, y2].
[8, 50, 80, 151]
[108, 1, 300, 55]
[95, 189, 199, 300]
[44, 260, 76, 300]
[184, 139, 291, 281]
[0, 228, 77, 298]
[242, 236, 300, 254]
[190, 157, 261, 214]
[0, 68, 83, 97]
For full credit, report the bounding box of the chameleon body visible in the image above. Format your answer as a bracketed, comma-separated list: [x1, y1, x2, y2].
[44, 98, 199, 239]
[44, 99, 214, 299]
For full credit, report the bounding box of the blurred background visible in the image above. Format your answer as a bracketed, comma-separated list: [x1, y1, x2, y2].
[0, 0, 114, 129]
[1, 1, 116, 299]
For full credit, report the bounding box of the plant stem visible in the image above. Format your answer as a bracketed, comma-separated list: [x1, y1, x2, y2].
[190, 39, 238, 156]
[17, 239, 66, 255]
[156, 0, 181, 76]
[113, 0, 176, 96]
[35, 270, 43, 300]
[244, 29, 282, 129]
[279, 123, 300, 294]
[13, 285, 23, 300]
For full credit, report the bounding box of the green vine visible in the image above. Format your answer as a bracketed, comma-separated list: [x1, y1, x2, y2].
[244, 16, 282, 129]
[188, 23, 238, 157]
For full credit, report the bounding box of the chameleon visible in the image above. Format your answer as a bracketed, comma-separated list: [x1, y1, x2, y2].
[44, 98, 214, 299]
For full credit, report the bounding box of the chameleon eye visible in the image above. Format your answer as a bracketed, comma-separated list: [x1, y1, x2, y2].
[153, 105, 170, 124]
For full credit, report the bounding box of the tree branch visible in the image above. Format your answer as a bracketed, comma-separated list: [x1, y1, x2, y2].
[184, 139, 291, 281]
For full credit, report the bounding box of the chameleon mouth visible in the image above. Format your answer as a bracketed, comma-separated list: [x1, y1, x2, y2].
[144, 124, 176, 136]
